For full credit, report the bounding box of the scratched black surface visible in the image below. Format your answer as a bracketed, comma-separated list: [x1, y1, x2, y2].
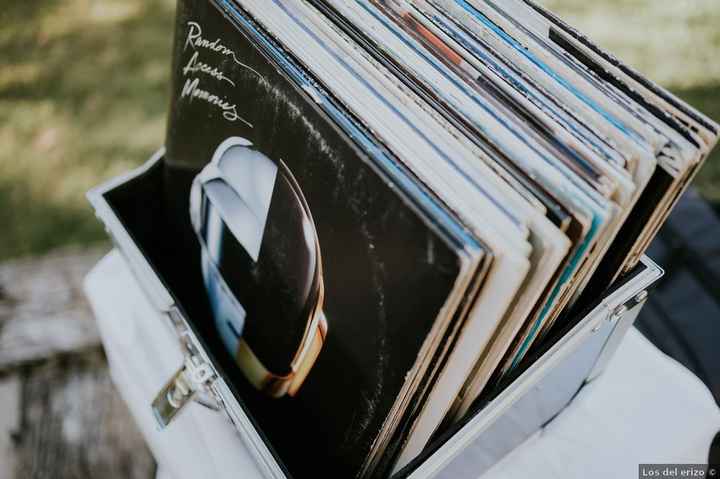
[157, 1, 464, 477]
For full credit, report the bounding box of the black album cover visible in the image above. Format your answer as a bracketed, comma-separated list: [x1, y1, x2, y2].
[161, 1, 470, 477]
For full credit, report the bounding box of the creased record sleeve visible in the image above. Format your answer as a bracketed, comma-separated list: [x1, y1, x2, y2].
[162, 1, 492, 477]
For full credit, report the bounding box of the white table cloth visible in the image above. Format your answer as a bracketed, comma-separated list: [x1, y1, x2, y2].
[84, 250, 720, 479]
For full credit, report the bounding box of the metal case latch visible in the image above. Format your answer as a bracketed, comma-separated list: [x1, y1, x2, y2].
[152, 348, 219, 428]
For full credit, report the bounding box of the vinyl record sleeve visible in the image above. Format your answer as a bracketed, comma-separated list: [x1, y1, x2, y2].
[481, 0, 717, 290]
[516, 0, 720, 277]
[436, 0, 670, 154]
[423, 0, 657, 168]
[317, 0, 626, 378]
[404, 5, 631, 170]
[364, 0, 619, 197]
[162, 1, 490, 477]
[424, 3, 654, 304]
[407, 0, 666, 356]
[520, 0, 717, 148]
[471, 0, 698, 169]
[302, 1, 581, 461]
[230, 2, 550, 474]
[89, 0, 717, 477]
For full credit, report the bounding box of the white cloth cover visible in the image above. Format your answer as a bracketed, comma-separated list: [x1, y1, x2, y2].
[84, 250, 720, 479]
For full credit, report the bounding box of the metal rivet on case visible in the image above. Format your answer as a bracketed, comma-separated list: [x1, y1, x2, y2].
[635, 290, 648, 303]
[610, 305, 627, 323]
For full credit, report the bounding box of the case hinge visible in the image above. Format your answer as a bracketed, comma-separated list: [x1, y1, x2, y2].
[151, 345, 220, 428]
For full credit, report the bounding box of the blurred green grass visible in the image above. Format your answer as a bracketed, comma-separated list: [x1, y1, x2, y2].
[0, 0, 718, 260]
[0, 0, 175, 260]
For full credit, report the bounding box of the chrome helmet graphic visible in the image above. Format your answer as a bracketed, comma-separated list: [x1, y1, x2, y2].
[190, 137, 327, 398]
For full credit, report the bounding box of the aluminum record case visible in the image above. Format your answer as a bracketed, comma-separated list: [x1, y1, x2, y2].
[87, 149, 663, 479]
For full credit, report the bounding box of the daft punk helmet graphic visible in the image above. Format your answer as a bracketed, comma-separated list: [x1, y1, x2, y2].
[190, 137, 327, 398]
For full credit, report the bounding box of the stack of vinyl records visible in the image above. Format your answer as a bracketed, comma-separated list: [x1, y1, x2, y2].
[162, 0, 719, 477]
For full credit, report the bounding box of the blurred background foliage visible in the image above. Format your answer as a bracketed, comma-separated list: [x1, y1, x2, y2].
[0, 0, 718, 260]
[0, 0, 175, 260]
